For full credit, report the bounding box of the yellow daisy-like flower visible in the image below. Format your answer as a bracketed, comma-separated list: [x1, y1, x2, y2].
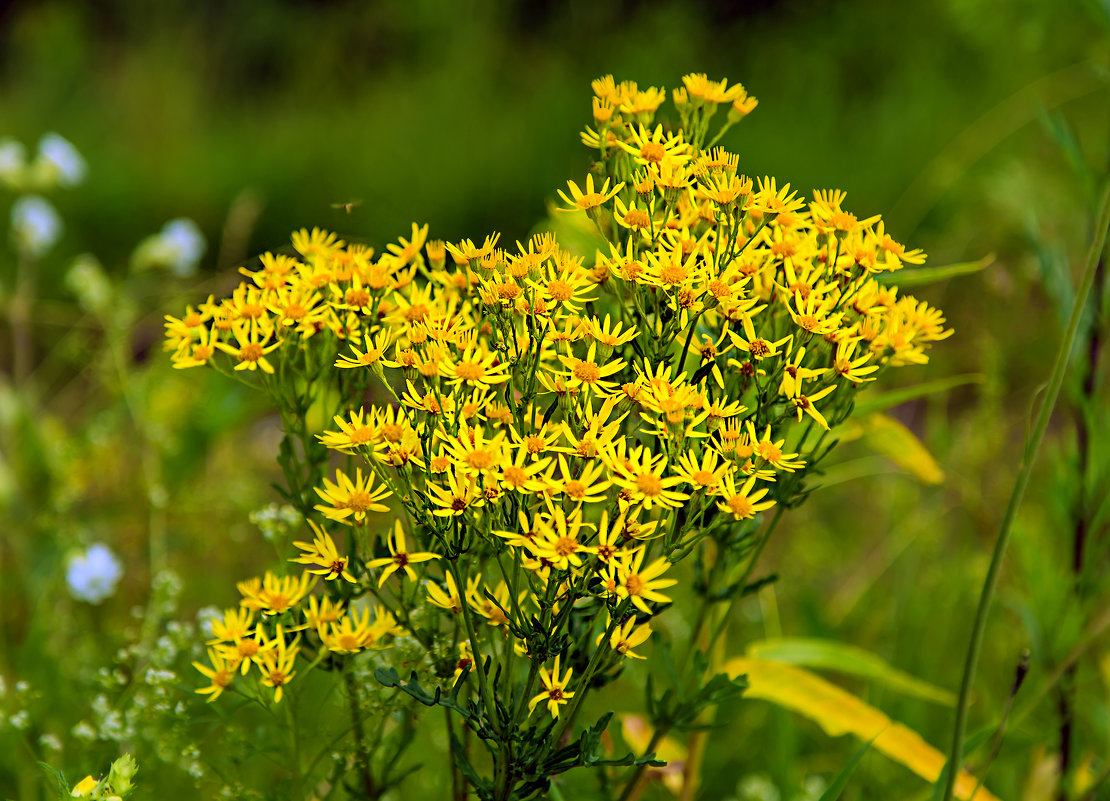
[617, 548, 677, 614]
[334, 329, 394, 372]
[303, 594, 346, 633]
[171, 325, 220, 370]
[558, 342, 627, 396]
[748, 423, 806, 473]
[193, 647, 234, 702]
[616, 123, 689, 167]
[725, 314, 790, 362]
[604, 616, 653, 660]
[531, 504, 596, 571]
[592, 508, 631, 565]
[673, 448, 732, 494]
[608, 446, 689, 512]
[206, 607, 254, 645]
[314, 468, 393, 524]
[747, 176, 806, 217]
[833, 337, 879, 383]
[442, 339, 511, 387]
[498, 449, 552, 494]
[444, 233, 500, 267]
[790, 384, 837, 430]
[215, 322, 283, 373]
[465, 574, 512, 628]
[528, 654, 575, 719]
[367, 520, 439, 587]
[444, 424, 507, 477]
[291, 520, 355, 583]
[788, 291, 842, 337]
[291, 227, 344, 262]
[256, 626, 300, 703]
[548, 454, 611, 505]
[321, 606, 388, 655]
[557, 174, 625, 214]
[240, 571, 315, 616]
[778, 345, 828, 399]
[426, 469, 486, 518]
[317, 407, 377, 453]
[386, 221, 430, 268]
[716, 473, 776, 520]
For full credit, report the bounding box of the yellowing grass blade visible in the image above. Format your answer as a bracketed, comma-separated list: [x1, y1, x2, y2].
[724, 657, 998, 801]
[861, 413, 945, 485]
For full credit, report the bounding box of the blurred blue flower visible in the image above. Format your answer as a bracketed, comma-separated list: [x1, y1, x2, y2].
[66, 543, 124, 604]
[36, 132, 86, 188]
[10, 194, 62, 258]
[133, 217, 206, 276]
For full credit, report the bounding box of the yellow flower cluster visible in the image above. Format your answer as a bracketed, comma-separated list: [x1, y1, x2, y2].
[178, 73, 950, 716]
[194, 569, 401, 703]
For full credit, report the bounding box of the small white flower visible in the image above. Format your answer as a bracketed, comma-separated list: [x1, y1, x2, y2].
[66, 543, 123, 604]
[36, 132, 86, 188]
[10, 195, 62, 258]
[196, 606, 222, 639]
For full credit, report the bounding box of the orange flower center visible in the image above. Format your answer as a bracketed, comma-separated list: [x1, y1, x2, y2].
[636, 473, 663, 497]
[455, 361, 486, 381]
[726, 495, 754, 517]
[346, 491, 374, 513]
[757, 442, 782, 462]
[640, 142, 665, 162]
[548, 279, 573, 301]
[573, 362, 601, 383]
[692, 469, 715, 486]
[554, 536, 578, 557]
[659, 263, 687, 286]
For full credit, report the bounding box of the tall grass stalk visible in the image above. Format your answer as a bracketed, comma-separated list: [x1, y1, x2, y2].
[941, 180, 1110, 801]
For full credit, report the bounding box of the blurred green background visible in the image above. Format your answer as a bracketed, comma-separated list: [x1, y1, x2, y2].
[3, 0, 1110, 798]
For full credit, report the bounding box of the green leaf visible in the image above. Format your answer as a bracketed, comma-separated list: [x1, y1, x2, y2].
[37, 763, 70, 800]
[878, 254, 994, 287]
[816, 738, 874, 801]
[748, 638, 956, 706]
[853, 374, 984, 417]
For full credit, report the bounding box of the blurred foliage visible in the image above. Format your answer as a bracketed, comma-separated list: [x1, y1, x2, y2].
[3, 0, 1110, 798]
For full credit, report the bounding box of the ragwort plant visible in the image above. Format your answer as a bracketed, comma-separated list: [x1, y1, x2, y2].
[167, 74, 951, 800]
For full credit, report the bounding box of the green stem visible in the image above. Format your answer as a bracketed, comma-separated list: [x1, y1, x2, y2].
[548, 600, 630, 748]
[940, 180, 1110, 801]
[705, 506, 785, 655]
[344, 667, 378, 798]
[617, 727, 668, 801]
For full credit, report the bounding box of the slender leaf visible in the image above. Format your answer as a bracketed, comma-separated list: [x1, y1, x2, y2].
[817, 738, 874, 801]
[878, 254, 994, 287]
[853, 374, 984, 417]
[748, 637, 956, 706]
